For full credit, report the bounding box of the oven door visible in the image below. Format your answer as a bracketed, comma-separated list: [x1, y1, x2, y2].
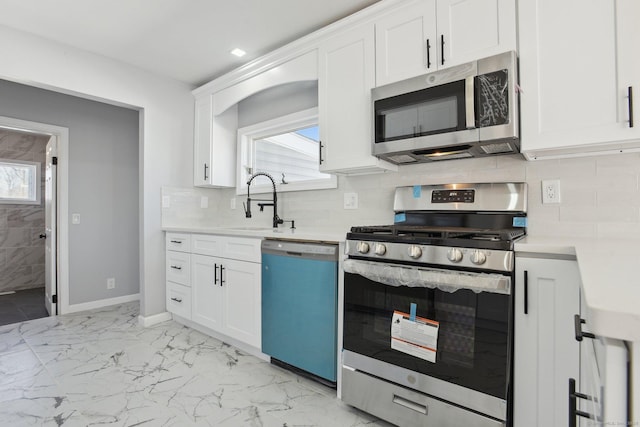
[343, 259, 513, 420]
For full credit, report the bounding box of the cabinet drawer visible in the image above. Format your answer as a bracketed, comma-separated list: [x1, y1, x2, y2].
[166, 233, 191, 252]
[221, 237, 261, 263]
[191, 234, 261, 262]
[191, 233, 226, 257]
[166, 282, 191, 319]
[166, 251, 191, 286]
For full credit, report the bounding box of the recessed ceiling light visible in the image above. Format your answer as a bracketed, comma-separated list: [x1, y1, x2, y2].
[230, 48, 246, 58]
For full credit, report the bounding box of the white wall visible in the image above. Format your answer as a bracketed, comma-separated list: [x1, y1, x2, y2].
[0, 25, 194, 317]
[163, 152, 640, 240]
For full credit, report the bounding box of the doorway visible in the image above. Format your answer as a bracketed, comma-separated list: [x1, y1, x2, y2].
[0, 116, 69, 324]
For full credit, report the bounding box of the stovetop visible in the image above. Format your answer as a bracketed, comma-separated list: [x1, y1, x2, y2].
[347, 225, 525, 251]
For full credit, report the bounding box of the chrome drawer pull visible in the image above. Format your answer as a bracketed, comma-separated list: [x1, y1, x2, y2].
[170, 265, 182, 270]
[170, 240, 183, 244]
[392, 394, 427, 415]
[170, 297, 182, 303]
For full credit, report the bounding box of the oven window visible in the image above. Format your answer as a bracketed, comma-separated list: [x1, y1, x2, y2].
[344, 271, 511, 399]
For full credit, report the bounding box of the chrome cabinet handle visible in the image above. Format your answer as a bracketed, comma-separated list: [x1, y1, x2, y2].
[220, 265, 226, 286]
[574, 314, 595, 341]
[204, 163, 209, 181]
[425, 39, 431, 69]
[319, 141, 324, 165]
[170, 265, 182, 270]
[214, 264, 218, 285]
[170, 297, 182, 303]
[440, 35, 445, 66]
[170, 240, 182, 244]
[568, 378, 593, 427]
[628, 86, 634, 128]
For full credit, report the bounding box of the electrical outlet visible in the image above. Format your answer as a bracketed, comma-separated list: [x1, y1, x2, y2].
[71, 213, 81, 224]
[107, 278, 115, 289]
[230, 198, 236, 210]
[541, 180, 561, 204]
[162, 196, 171, 208]
[200, 196, 209, 209]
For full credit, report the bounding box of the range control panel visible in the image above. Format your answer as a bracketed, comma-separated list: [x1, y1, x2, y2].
[431, 189, 475, 203]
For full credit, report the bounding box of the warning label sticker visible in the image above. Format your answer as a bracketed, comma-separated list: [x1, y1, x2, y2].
[391, 310, 439, 363]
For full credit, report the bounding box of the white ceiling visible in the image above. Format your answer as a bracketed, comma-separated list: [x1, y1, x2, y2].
[0, 0, 380, 87]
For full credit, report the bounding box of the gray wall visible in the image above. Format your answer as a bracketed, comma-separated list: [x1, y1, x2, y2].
[0, 129, 47, 293]
[0, 79, 139, 305]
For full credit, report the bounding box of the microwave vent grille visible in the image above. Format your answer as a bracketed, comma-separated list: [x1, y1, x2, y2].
[388, 154, 418, 164]
[480, 142, 515, 155]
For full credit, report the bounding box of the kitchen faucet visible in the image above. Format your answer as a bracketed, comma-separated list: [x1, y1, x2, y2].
[244, 172, 285, 229]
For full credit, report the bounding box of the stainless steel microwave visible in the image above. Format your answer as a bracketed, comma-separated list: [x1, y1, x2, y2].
[372, 51, 519, 164]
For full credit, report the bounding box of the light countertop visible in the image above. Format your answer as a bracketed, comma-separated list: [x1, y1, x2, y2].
[162, 225, 349, 244]
[516, 237, 640, 342]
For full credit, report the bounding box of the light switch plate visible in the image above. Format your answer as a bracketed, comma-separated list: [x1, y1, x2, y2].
[162, 196, 171, 208]
[344, 192, 358, 209]
[71, 213, 81, 224]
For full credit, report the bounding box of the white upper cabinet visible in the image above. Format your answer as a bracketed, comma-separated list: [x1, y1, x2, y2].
[375, 0, 437, 86]
[519, 0, 640, 159]
[193, 94, 237, 187]
[375, 0, 516, 86]
[318, 23, 397, 174]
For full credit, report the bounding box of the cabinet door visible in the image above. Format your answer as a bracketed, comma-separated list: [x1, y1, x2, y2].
[193, 95, 237, 188]
[437, 0, 515, 69]
[194, 94, 213, 187]
[191, 254, 224, 332]
[616, 0, 640, 139]
[221, 258, 261, 348]
[318, 24, 396, 175]
[519, 0, 638, 158]
[514, 257, 580, 427]
[375, 0, 437, 86]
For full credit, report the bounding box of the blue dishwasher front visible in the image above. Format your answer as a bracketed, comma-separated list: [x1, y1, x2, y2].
[261, 239, 338, 384]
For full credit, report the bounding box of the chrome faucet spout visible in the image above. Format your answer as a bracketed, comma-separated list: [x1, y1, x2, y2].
[245, 172, 284, 228]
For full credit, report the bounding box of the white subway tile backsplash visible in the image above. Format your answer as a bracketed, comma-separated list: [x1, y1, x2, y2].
[163, 152, 640, 241]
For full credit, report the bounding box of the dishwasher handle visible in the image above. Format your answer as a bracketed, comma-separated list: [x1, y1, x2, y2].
[261, 240, 338, 261]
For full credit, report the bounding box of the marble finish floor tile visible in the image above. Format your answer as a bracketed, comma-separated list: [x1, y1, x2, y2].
[0, 302, 392, 426]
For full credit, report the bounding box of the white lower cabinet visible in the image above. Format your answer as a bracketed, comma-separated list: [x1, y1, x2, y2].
[165, 232, 261, 350]
[166, 282, 191, 320]
[514, 256, 581, 427]
[191, 253, 261, 348]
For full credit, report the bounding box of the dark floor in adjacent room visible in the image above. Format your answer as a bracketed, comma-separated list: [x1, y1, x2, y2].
[0, 288, 49, 326]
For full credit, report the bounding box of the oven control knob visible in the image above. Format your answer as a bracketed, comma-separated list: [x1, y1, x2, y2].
[408, 245, 422, 259]
[447, 248, 463, 263]
[470, 250, 487, 265]
[374, 243, 387, 256]
[356, 241, 370, 254]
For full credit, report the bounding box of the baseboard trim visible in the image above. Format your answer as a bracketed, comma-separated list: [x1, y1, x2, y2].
[65, 293, 140, 314]
[138, 311, 172, 327]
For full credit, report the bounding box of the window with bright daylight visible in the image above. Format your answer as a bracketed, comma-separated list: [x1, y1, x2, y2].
[237, 107, 337, 194]
[0, 159, 41, 204]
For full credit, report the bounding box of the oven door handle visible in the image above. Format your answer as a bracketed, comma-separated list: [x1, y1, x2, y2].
[343, 259, 511, 295]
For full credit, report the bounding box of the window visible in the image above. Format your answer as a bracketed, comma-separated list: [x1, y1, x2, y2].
[0, 159, 41, 204]
[237, 107, 337, 194]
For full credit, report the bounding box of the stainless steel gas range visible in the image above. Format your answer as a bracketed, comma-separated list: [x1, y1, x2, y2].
[341, 182, 527, 427]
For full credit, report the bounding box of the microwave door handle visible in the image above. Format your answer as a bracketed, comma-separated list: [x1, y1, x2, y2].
[465, 75, 476, 129]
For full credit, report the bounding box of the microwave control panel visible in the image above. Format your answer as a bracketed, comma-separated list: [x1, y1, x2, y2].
[431, 189, 475, 203]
